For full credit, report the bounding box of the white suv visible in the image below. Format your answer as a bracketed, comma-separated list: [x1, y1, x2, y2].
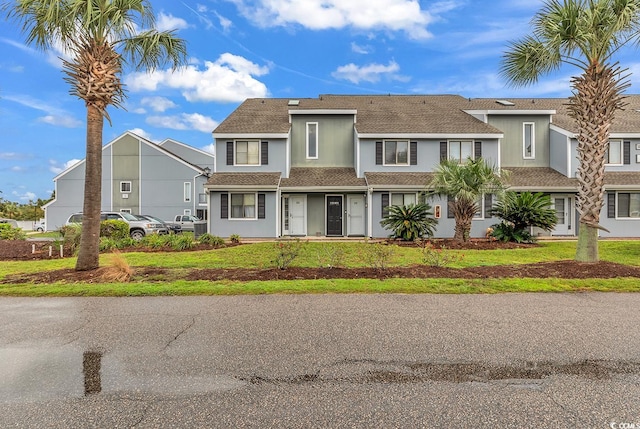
[66, 212, 168, 239]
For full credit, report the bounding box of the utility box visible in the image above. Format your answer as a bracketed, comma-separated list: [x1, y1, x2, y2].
[193, 222, 207, 238]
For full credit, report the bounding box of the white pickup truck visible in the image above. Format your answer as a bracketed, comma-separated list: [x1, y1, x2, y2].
[173, 215, 204, 232]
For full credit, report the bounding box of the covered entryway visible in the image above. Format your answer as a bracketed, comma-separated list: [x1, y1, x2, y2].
[326, 195, 343, 236]
[347, 194, 365, 236]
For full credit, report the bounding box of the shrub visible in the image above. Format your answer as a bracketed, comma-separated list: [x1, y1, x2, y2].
[272, 238, 304, 270]
[167, 233, 195, 251]
[0, 223, 26, 240]
[100, 220, 129, 240]
[380, 203, 438, 241]
[491, 191, 557, 233]
[419, 240, 464, 267]
[491, 221, 535, 243]
[316, 243, 346, 268]
[141, 233, 168, 249]
[59, 224, 82, 254]
[199, 233, 225, 247]
[361, 240, 396, 270]
[229, 234, 241, 244]
[101, 251, 133, 282]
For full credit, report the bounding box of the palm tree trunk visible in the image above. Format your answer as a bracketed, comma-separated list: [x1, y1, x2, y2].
[569, 64, 627, 263]
[75, 105, 104, 271]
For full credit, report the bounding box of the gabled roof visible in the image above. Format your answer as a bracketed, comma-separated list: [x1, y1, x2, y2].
[214, 94, 503, 136]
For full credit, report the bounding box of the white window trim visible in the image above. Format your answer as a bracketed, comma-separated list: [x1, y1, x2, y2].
[306, 122, 319, 160]
[523, 122, 535, 159]
[606, 140, 623, 166]
[390, 192, 418, 206]
[615, 192, 640, 219]
[184, 182, 192, 203]
[382, 140, 410, 166]
[229, 192, 258, 220]
[234, 140, 261, 166]
[184, 209, 192, 216]
[120, 181, 132, 193]
[473, 194, 487, 220]
[448, 140, 474, 163]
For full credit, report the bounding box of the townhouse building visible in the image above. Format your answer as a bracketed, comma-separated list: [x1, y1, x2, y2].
[44, 131, 214, 230]
[206, 94, 640, 239]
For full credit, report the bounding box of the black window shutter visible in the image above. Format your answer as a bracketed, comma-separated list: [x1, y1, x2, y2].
[607, 193, 616, 218]
[624, 141, 631, 164]
[261, 141, 268, 165]
[381, 193, 389, 217]
[447, 195, 455, 218]
[475, 141, 482, 159]
[410, 141, 417, 165]
[221, 193, 228, 218]
[226, 142, 234, 165]
[375, 142, 383, 165]
[484, 193, 492, 218]
[440, 142, 447, 162]
[258, 194, 266, 219]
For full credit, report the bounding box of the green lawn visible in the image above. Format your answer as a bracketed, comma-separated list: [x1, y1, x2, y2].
[1, 240, 639, 296]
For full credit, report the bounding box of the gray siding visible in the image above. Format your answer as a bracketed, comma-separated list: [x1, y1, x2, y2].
[209, 192, 277, 237]
[112, 135, 140, 213]
[160, 139, 214, 171]
[371, 192, 497, 239]
[290, 115, 354, 167]
[550, 129, 569, 175]
[307, 194, 325, 236]
[489, 115, 550, 168]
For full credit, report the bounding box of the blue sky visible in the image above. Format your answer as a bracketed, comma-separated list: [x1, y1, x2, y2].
[2, 0, 640, 203]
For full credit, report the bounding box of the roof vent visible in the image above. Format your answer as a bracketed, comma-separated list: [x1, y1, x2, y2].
[288, 99, 300, 106]
[496, 99, 515, 106]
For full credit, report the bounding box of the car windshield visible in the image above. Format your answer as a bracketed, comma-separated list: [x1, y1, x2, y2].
[143, 215, 164, 223]
[120, 212, 138, 221]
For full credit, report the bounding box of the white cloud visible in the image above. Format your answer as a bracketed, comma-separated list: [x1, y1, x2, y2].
[49, 158, 81, 175]
[332, 60, 408, 84]
[11, 166, 24, 172]
[230, 0, 433, 39]
[128, 128, 156, 141]
[215, 11, 233, 32]
[351, 42, 371, 54]
[201, 143, 216, 154]
[156, 12, 189, 32]
[125, 53, 269, 103]
[146, 113, 218, 133]
[37, 115, 83, 128]
[0, 152, 22, 160]
[12, 190, 37, 202]
[140, 96, 178, 112]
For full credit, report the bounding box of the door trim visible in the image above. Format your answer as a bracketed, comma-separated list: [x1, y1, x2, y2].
[283, 194, 307, 236]
[325, 194, 344, 236]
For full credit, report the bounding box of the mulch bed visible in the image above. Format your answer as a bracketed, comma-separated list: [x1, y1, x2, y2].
[2, 239, 639, 284]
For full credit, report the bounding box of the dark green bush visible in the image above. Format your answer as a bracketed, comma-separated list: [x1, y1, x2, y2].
[198, 233, 225, 246]
[380, 203, 438, 241]
[491, 222, 534, 243]
[100, 220, 129, 240]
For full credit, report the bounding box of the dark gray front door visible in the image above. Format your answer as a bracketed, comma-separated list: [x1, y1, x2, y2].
[326, 196, 343, 236]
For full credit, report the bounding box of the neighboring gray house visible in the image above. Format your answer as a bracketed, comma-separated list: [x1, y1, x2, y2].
[206, 94, 640, 239]
[44, 131, 214, 230]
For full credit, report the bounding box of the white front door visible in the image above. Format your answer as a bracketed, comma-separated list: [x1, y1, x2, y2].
[347, 195, 365, 236]
[288, 195, 306, 236]
[552, 195, 574, 236]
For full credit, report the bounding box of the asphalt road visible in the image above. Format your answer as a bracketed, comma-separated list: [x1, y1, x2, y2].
[1, 293, 639, 428]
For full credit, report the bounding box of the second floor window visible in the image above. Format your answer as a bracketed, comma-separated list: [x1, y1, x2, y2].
[120, 181, 131, 193]
[606, 140, 622, 165]
[384, 140, 409, 165]
[523, 122, 535, 159]
[307, 122, 318, 159]
[236, 141, 260, 165]
[184, 182, 192, 202]
[449, 140, 473, 163]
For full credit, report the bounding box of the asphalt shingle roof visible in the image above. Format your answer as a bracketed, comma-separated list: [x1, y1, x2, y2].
[365, 172, 434, 187]
[503, 167, 578, 189]
[280, 168, 366, 188]
[205, 172, 281, 188]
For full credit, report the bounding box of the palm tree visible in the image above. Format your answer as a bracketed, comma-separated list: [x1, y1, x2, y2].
[501, 0, 640, 262]
[430, 158, 508, 242]
[4, 0, 187, 270]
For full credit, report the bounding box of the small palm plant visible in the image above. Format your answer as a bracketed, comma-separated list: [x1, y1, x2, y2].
[491, 191, 557, 242]
[380, 203, 438, 241]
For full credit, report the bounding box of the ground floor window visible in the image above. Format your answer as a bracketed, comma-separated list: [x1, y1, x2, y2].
[391, 193, 416, 206]
[618, 193, 640, 218]
[231, 193, 256, 219]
